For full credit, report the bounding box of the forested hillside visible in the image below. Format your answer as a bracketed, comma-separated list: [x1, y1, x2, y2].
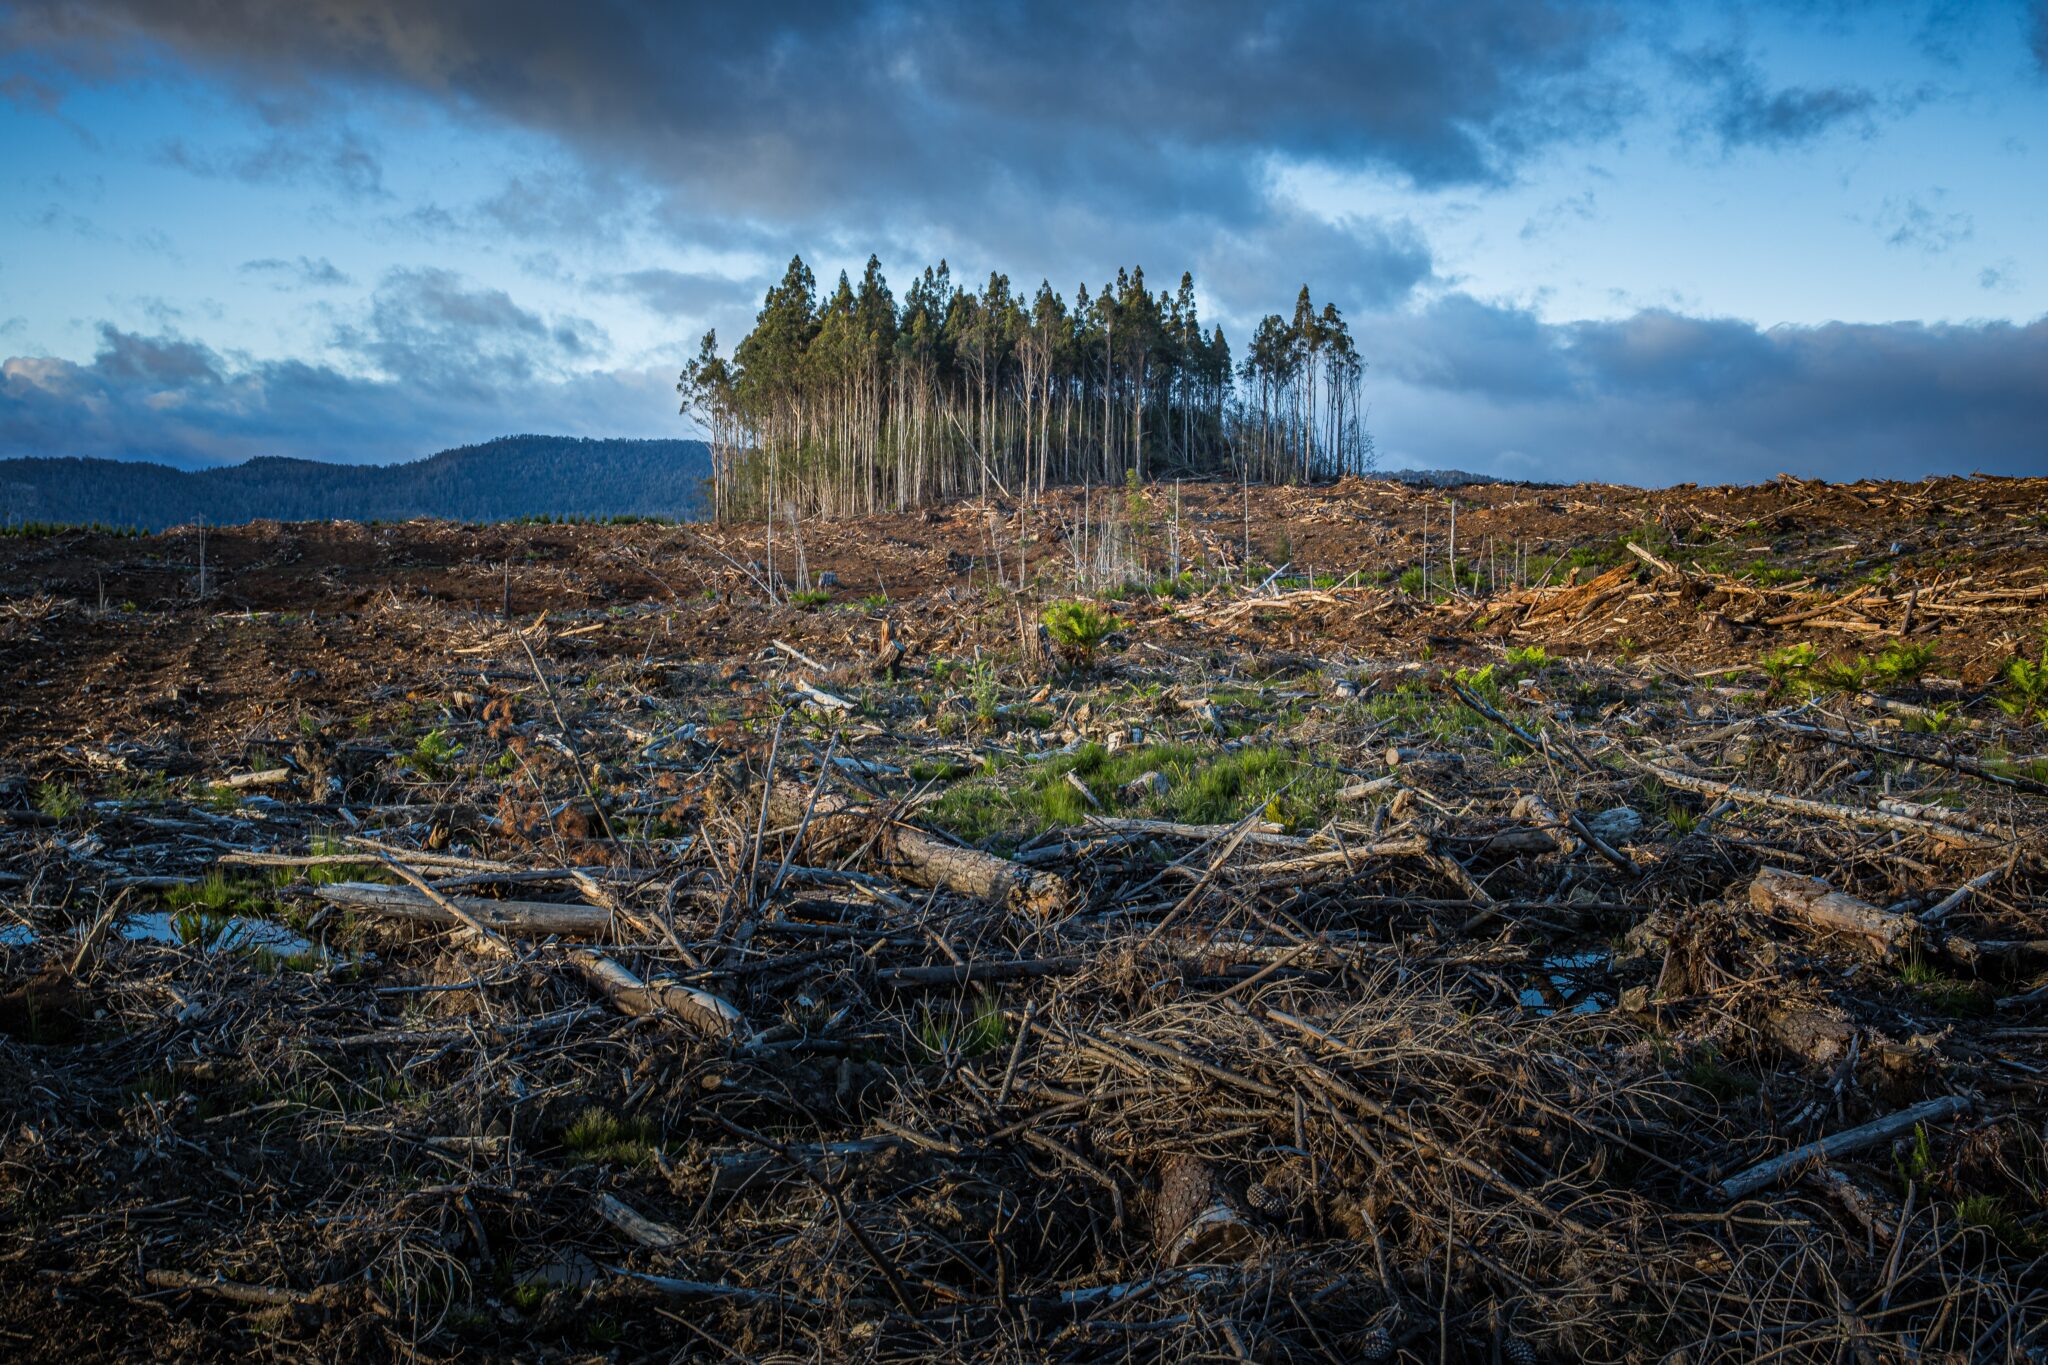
[0, 436, 709, 531]
[679, 256, 1372, 521]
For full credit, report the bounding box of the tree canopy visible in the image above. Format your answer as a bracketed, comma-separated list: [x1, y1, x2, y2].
[679, 256, 1370, 520]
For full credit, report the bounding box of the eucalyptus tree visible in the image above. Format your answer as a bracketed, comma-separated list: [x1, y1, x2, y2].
[680, 256, 1369, 520]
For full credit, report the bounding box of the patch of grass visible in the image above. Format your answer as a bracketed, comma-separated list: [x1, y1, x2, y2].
[560, 1107, 661, 1166]
[166, 871, 255, 916]
[916, 993, 1006, 1059]
[1897, 1123, 1934, 1192]
[925, 741, 1338, 844]
[1504, 644, 1551, 671]
[1366, 681, 1479, 747]
[107, 769, 172, 803]
[171, 907, 233, 950]
[1897, 956, 1990, 1018]
[1954, 1194, 2044, 1255]
[246, 946, 327, 974]
[790, 587, 833, 610]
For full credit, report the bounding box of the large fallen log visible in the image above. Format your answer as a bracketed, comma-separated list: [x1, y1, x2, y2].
[764, 786, 1071, 919]
[314, 882, 610, 938]
[1747, 868, 1918, 960]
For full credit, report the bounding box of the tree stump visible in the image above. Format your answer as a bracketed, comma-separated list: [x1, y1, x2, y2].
[1152, 1155, 1257, 1266]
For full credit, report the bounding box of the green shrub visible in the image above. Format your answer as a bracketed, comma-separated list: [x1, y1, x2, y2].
[404, 729, 463, 779]
[1998, 637, 2048, 724]
[790, 587, 833, 610]
[1041, 601, 1120, 666]
[1871, 640, 1938, 686]
[34, 780, 85, 821]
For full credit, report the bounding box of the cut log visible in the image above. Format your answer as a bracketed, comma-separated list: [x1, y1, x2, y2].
[1748, 868, 1917, 960]
[315, 882, 609, 938]
[1152, 1154, 1258, 1266]
[1338, 775, 1400, 802]
[568, 947, 745, 1039]
[1510, 792, 1576, 854]
[764, 786, 1071, 919]
[790, 678, 854, 712]
[222, 768, 292, 789]
[591, 1192, 684, 1250]
[1481, 825, 1558, 856]
[1385, 746, 1462, 768]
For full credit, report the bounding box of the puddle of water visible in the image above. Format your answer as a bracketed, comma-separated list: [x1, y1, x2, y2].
[122, 910, 319, 959]
[1519, 949, 1615, 1015]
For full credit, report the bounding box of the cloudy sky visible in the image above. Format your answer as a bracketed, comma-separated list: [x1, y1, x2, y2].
[1, 0, 2044, 483]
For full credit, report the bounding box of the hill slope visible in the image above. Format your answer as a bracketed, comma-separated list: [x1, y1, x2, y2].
[0, 436, 710, 530]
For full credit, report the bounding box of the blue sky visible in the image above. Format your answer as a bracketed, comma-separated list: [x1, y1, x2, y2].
[2, 0, 2045, 483]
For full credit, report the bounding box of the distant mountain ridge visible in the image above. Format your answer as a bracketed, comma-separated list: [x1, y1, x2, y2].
[0, 436, 711, 531]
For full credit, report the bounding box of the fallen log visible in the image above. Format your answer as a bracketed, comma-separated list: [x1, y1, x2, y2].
[1748, 868, 1918, 960]
[314, 882, 610, 938]
[1711, 1094, 1973, 1201]
[1634, 762, 2006, 848]
[568, 947, 746, 1039]
[764, 786, 1071, 919]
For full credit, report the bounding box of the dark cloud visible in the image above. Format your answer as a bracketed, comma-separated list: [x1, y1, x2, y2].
[1673, 42, 1878, 149]
[1197, 211, 1435, 322]
[240, 255, 352, 288]
[1, 322, 669, 466]
[157, 126, 385, 198]
[13, 291, 2040, 484]
[4, 0, 1633, 230]
[479, 167, 632, 242]
[328, 267, 609, 396]
[594, 267, 760, 319]
[1364, 298, 2048, 483]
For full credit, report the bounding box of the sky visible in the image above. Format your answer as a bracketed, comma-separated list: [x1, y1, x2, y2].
[1, 0, 2045, 485]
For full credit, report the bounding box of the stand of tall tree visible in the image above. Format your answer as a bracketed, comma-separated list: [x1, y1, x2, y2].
[678, 255, 1371, 521]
